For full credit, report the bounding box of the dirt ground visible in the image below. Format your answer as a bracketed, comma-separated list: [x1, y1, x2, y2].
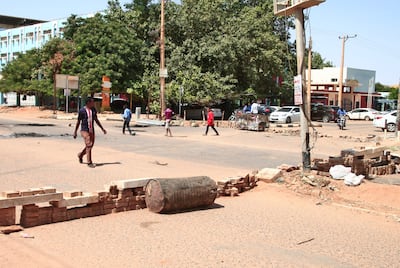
[1, 107, 400, 267]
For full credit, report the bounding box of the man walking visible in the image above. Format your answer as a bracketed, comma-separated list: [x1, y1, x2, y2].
[164, 106, 173, 137]
[204, 107, 219, 136]
[122, 104, 134, 135]
[73, 98, 107, 168]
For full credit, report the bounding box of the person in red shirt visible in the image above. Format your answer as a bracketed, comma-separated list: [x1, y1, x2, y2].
[164, 107, 173, 137]
[204, 107, 219, 136]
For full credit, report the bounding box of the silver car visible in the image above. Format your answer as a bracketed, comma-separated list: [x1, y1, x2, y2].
[346, 108, 379, 121]
[269, 106, 300, 124]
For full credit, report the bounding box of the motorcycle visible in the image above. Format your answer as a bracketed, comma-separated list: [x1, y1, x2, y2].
[337, 115, 346, 130]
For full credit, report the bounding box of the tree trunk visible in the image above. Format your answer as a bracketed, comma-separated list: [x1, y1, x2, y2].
[145, 176, 217, 213]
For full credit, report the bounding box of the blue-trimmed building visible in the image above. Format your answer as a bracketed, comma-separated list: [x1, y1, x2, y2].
[0, 14, 94, 106]
[0, 18, 68, 71]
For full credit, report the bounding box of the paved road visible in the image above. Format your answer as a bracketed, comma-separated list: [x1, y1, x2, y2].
[1, 113, 399, 267]
[0, 116, 302, 170]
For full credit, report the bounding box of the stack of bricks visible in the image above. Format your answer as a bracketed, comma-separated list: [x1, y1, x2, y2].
[0, 207, 16, 226]
[105, 183, 147, 213]
[312, 147, 399, 178]
[0, 179, 151, 229]
[217, 174, 258, 197]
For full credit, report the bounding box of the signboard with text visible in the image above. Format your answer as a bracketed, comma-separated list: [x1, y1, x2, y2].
[294, 75, 303, 105]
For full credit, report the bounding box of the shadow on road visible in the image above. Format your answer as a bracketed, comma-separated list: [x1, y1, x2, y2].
[161, 203, 225, 215]
[94, 162, 122, 167]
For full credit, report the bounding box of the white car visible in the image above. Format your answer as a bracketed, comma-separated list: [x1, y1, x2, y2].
[373, 111, 397, 132]
[346, 108, 379, 121]
[269, 106, 300, 124]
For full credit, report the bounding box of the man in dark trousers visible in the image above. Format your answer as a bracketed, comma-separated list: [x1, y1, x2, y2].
[122, 104, 134, 135]
[204, 107, 219, 136]
[73, 98, 107, 168]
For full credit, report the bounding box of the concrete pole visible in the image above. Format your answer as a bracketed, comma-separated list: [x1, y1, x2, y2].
[294, 9, 311, 172]
[307, 37, 312, 117]
[338, 36, 346, 108]
[159, 0, 166, 117]
[338, 35, 356, 108]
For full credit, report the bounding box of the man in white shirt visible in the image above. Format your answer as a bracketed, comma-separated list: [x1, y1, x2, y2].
[250, 101, 259, 114]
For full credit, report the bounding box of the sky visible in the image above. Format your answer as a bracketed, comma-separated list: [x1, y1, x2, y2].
[303, 0, 399, 86]
[1, 0, 399, 86]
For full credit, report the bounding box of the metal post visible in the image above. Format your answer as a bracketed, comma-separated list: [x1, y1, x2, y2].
[179, 86, 183, 117]
[66, 77, 69, 113]
[159, 0, 166, 117]
[53, 73, 57, 114]
[294, 9, 311, 172]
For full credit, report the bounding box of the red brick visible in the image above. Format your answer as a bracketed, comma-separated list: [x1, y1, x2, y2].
[0, 207, 16, 226]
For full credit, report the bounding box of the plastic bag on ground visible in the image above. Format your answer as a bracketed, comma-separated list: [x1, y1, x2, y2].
[329, 165, 352, 180]
[344, 173, 364, 186]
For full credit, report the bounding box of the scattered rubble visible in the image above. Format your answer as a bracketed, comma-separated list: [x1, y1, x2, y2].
[313, 147, 399, 179]
[217, 174, 258, 197]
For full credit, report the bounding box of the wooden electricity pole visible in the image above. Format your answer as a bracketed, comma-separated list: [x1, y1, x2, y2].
[159, 0, 166, 117]
[338, 34, 357, 108]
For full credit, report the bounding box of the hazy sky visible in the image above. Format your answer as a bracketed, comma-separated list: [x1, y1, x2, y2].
[2, 0, 399, 86]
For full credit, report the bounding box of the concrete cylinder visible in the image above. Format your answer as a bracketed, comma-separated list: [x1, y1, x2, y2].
[135, 107, 141, 120]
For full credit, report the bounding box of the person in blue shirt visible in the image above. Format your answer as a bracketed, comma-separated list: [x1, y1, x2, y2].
[337, 107, 346, 117]
[122, 104, 133, 135]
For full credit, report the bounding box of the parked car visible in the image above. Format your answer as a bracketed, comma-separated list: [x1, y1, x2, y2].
[373, 111, 397, 132]
[258, 105, 280, 115]
[269, 106, 300, 123]
[211, 108, 223, 119]
[310, 104, 336, 123]
[346, 108, 379, 121]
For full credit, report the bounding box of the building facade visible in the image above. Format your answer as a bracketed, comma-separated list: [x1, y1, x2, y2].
[307, 67, 377, 110]
[0, 19, 68, 71]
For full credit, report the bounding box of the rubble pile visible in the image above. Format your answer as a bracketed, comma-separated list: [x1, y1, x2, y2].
[217, 174, 258, 197]
[313, 147, 399, 178]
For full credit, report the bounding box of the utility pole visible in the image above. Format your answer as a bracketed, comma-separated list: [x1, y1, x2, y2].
[159, 0, 166, 117]
[396, 77, 400, 139]
[307, 37, 312, 118]
[295, 9, 311, 172]
[274, 0, 325, 173]
[338, 34, 357, 108]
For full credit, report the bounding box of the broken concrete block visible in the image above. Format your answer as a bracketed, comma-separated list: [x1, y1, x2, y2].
[256, 168, 282, 183]
[50, 194, 99, 208]
[0, 191, 20, 198]
[109, 178, 152, 191]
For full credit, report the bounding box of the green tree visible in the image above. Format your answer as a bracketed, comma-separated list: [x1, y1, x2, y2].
[63, 1, 143, 96]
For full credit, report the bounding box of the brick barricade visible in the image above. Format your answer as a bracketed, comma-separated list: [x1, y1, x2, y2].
[0, 180, 150, 228]
[1, 174, 256, 229]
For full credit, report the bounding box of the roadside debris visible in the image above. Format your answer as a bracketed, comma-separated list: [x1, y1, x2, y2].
[313, 147, 399, 180]
[1, 225, 23, 235]
[256, 168, 282, 183]
[20, 232, 34, 239]
[217, 174, 258, 197]
[297, 238, 315, 245]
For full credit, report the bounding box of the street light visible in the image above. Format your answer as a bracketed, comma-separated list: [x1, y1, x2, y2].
[338, 34, 357, 108]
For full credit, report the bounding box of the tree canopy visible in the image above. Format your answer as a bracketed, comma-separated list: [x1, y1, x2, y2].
[0, 0, 334, 109]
